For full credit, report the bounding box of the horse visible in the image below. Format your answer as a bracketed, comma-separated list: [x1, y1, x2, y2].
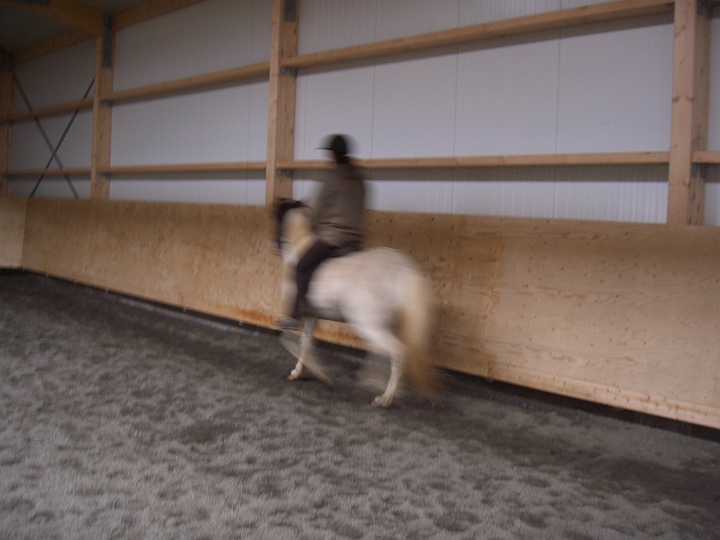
[274, 200, 442, 407]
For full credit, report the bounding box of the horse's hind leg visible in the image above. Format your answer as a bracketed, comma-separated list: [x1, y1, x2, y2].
[352, 325, 405, 407]
[374, 352, 403, 407]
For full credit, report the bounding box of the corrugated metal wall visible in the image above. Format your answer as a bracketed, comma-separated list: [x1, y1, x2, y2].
[110, 0, 270, 204]
[294, 2, 675, 223]
[8, 0, 720, 225]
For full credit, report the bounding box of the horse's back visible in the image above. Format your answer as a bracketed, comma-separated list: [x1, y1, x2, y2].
[309, 247, 424, 321]
[322, 247, 420, 284]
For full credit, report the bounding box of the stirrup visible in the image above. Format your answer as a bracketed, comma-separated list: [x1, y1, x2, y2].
[275, 317, 303, 331]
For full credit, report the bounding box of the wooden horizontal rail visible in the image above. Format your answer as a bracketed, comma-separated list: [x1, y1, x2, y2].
[5, 168, 91, 178]
[282, 0, 674, 70]
[11, 1, 211, 65]
[0, 0, 104, 37]
[279, 152, 671, 170]
[7, 98, 95, 123]
[114, 0, 209, 30]
[102, 62, 270, 105]
[101, 162, 267, 176]
[692, 150, 720, 164]
[6, 153, 673, 180]
[12, 30, 93, 66]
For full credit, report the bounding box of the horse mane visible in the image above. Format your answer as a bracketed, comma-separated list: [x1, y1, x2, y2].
[274, 199, 306, 248]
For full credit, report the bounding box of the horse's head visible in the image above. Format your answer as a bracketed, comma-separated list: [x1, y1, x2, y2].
[274, 199, 306, 249]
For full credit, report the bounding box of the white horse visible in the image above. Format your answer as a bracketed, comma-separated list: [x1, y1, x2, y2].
[275, 200, 441, 407]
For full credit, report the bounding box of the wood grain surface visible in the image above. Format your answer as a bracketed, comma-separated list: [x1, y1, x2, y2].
[12, 198, 720, 427]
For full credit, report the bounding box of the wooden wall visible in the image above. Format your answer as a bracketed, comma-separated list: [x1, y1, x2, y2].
[0, 197, 26, 267]
[10, 197, 720, 428]
[21, 198, 281, 327]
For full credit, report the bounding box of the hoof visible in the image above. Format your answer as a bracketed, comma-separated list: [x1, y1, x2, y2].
[289, 368, 302, 380]
[372, 395, 392, 407]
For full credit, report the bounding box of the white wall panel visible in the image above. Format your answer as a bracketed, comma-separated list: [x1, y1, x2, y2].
[374, 0, 460, 40]
[12, 112, 92, 169]
[554, 181, 667, 222]
[6, 0, 696, 224]
[12, 122, 53, 170]
[291, 175, 316, 203]
[554, 165, 667, 222]
[49, 112, 93, 169]
[556, 16, 673, 153]
[109, 176, 265, 206]
[367, 169, 454, 213]
[707, 17, 720, 151]
[295, 65, 375, 160]
[114, 0, 271, 90]
[455, 33, 560, 156]
[705, 167, 720, 227]
[12, 40, 95, 111]
[453, 167, 557, 217]
[112, 85, 264, 165]
[10, 178, 90, 199]
[368, 179, 453, 213]
[459, 0, 560, 25]
[247, 81, 270, 161]
[298, 0, 377, 54]
[372, 50, 458, 158]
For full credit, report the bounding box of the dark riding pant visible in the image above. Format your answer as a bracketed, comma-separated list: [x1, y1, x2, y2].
[292, 240, 341, 319]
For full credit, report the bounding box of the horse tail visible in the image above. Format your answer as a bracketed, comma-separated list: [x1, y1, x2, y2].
[398, 267, 444, 398]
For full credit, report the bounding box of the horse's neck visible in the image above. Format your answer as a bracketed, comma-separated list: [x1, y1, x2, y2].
[287, 211, 316, 261]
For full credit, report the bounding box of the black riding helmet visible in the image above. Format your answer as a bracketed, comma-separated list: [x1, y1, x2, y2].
[320, 134, 352, 162]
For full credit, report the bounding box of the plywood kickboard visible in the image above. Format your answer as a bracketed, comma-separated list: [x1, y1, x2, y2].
[0, 198, 27, 268]
[16, 198, 720, 428]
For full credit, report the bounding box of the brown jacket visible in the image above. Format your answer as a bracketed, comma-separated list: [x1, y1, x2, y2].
[311, 162, 366, 247]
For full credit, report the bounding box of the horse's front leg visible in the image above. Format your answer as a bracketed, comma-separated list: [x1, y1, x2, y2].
[289, 353, 304, 380]
[279, 261, 297, 317]
[288, 318, 332, 385]
[290, 318, 333, 386]
[288, 321, 311, 380]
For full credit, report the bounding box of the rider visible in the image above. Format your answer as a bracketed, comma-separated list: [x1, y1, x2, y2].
[277, 134, 367, 331]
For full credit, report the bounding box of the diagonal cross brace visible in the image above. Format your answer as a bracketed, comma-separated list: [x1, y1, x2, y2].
[14, 77, 94, 198]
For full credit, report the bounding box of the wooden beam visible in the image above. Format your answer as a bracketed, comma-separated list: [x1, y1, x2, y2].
[8, 152, 668, 177]
[1, 0, 103, 36]
[7, 97, 94, 122]
[10, 0, 209, 65]
[266, 0, 298, 205]
[114, 0, 209, 30]
[0, 66, 12, 196]
[100, 162, 266, 176]
[692, 150, 720, 164]
[667, 0, 710, 225]
[11, 30, 92, 65]
[102, 62, 270, 105]
[279, 152, 671, 171]
[282, 0, 674, 70]
[91, 34, 113, 199]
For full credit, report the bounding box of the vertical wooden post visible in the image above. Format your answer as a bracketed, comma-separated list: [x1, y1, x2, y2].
[266, 0, 298, 205]
[91, 16, 114, 200]
[0, 55, 12, 197]
[667, 0, 711, 225]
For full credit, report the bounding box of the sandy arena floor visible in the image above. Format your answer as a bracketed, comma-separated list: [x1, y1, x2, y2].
[0, 271, 719, 539]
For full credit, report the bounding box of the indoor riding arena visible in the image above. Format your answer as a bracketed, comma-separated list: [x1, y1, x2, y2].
[1, 1, 720, 539]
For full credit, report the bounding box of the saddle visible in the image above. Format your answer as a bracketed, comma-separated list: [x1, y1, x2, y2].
[329, 240, 363, 258]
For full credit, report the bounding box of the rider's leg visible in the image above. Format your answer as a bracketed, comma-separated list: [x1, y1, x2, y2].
[292, 240, 336, 319]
